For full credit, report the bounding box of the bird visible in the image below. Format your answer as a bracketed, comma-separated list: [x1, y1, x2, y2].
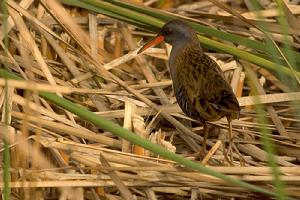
[138, 19, 240, 162]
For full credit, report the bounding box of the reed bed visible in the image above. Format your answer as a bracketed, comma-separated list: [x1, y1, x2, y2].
[0, 0, 300, 199]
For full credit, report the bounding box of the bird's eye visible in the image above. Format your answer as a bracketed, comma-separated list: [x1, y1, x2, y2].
[162, 28, 172, 36]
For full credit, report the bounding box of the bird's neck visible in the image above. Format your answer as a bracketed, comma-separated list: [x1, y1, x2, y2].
[170, 39, 201, 63]
[173, 35, 198, 48]
[172, 35, 200, 53]
[169, 40, 201, 80]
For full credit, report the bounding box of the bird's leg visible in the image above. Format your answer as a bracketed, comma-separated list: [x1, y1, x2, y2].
[226, 115, 233, 163]
[202, 121, 208, 154]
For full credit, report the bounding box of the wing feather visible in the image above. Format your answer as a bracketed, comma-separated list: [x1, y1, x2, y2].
[173, 47, 240, 121]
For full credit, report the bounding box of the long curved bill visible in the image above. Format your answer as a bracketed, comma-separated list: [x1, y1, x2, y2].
[137, 35, 165, 54]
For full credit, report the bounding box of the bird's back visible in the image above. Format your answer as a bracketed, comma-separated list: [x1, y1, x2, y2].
[170, 44, 240, 122]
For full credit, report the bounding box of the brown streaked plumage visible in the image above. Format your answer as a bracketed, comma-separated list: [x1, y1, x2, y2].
[138, 19, 240, 160]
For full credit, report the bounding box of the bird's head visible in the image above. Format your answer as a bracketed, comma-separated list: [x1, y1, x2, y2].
[138, 19, 198, 54]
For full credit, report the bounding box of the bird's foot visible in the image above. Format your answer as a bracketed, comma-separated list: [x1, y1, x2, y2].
[189, 149, 207, 161]
[228, 140, 233, 163]
[222, 141, 234, 166]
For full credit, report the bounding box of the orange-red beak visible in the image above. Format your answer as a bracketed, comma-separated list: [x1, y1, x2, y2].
[137, 35, 165, 54]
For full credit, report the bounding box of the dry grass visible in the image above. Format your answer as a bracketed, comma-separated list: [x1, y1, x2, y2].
[1, 0, 300, 199]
